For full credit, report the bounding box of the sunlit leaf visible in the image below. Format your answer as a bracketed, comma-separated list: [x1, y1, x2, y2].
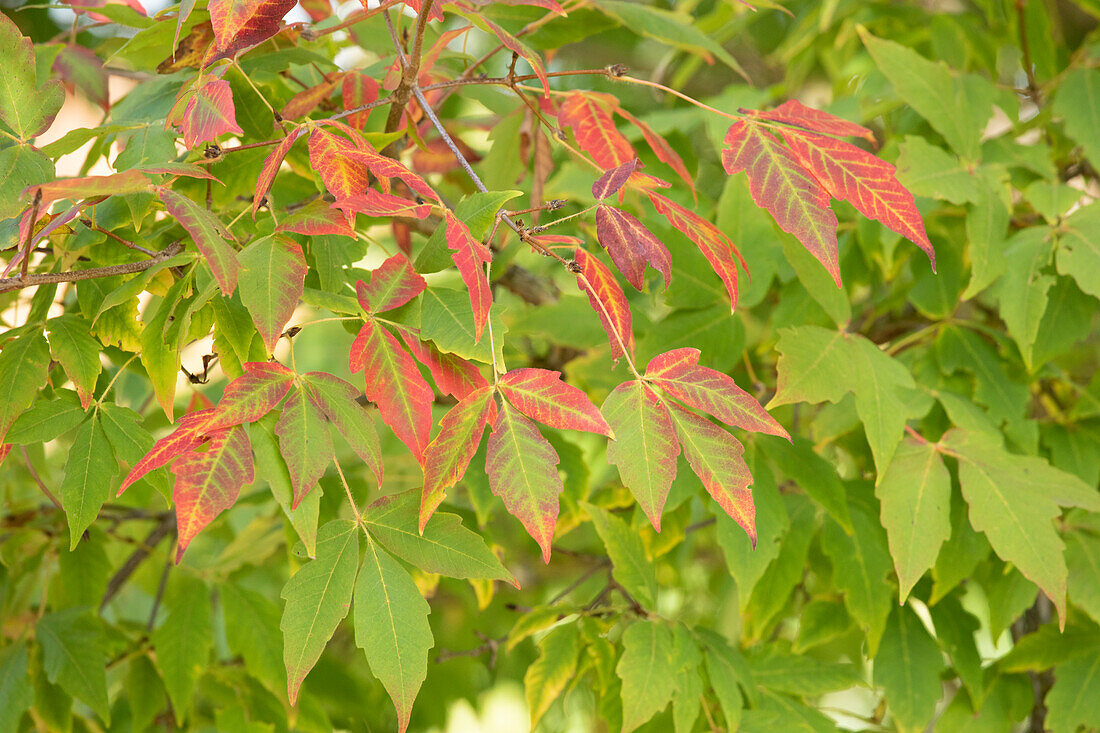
[498, 368, 611, 436]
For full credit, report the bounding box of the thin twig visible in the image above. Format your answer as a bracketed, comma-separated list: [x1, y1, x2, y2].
[100, 512, 176, 612]
[146, 547, 173, 630]
[0, 241, 184, 294]
[80, 219, 158, 256]
[21, 447, 63, 511]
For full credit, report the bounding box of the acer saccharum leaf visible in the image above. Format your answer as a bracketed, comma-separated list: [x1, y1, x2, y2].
[7, 1, 1099, 732]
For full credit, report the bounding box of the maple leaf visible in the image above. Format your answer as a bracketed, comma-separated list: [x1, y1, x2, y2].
[275, 385, 332, 509]
[349, 318, 433, 461]
[118, 409, 215, 495]
[303, 372, 383, 486]
[648, 192, 743, 309]
[280, 72, 345, 121]
[395, 327, 489, 401]
[352, 139, 440, 202]
[743, 99, 877, 145]
[559, 93, 635, 170]
[26, 170, 150, 212]
[485, 402, 563, 563]
[253, 128, 303, 217]
[356, 254, 426, 313]
[334, 190, 433, 220]
[420, 386, 495, 530]
[615, 106, 696, 198]
[595, 205, 671, 290]
[601, 380, 679, 530]
[275, 200, 356, 237]
[497, 368, 612, 436]
[722, 120, 841, 286]
[342, 72, 380, 129]
[780, 129, 935, 267]
[237, 235, 307, 354]
[179, 78, 242, 149]
[444, 212, 492, 342]
[574, 248, 634, 361]
[172, 425, 254, 562]
[645, 348, 789, 439]
[667, 404, 755, 546]
[592, 159, 640, 201]
[207, 0, 297, 61]
[205, 361, 295, 431]
[308, 127, 372, 201]
[157, 187, 240, 296]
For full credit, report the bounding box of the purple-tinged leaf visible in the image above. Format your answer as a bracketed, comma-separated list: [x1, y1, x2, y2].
[595, 205, 671, 290]
[592, 159, 639, 200]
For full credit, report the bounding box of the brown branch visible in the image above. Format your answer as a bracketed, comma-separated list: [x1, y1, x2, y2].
[0, 241, 184, 294]
[1015, 0, 1042, 104]
[100, 512, 176, 612]
[80, 219, 157, 256]
[21, 446, 63, 512]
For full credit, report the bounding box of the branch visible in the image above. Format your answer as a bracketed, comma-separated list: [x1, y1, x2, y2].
[0, 241, 184, 294]
[100, 511, 176, 612]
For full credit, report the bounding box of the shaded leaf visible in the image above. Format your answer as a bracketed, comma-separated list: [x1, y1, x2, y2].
[151, 576, 212, 725]
[617, 620, 676, 733]
[354, 535, 433, 733]
[0, 643, 33, 733]
[364, 489, 514, 584]
[595, 204, 671, 290]
[875, 605, 945, 733]
[60, 413, 117, 550]
[582, 501, 658, 611]
[281, 519, 359, 704]
[45, 315, 101, 409]
[237, 234, 307, 354]
[36, 609, 109, 724]
[302, 371, 382, 486]
[525, 624, 580, 729]
[0, 328, 51, 444]
[821, 507, 893, 655]
[875, 437, 951, 602]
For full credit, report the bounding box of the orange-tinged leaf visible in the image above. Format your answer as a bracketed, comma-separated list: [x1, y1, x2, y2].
[592, 159, 639, 200]
[395, 327, 489, 402]
[349, 318, 433, 461]
[356, 254, 426, 314]
[444, 211, 492, 342]
[743, 99, 876, 145]
[172, 425, 254, 561]
[668, 404, 755, 545]
[300, 0, 331, 21]
[615, 106, 696, 198]
[559, 92, 634, 170]
[419, 386, 495, 530]
[206, 361, 294, 432]
[498, 368, 611, 436]
[275, 199, 355, 237]
[781, 129, 935, 268]
[341, 72, 380, 129]
[303, 372, 383, 487]
[118, 409, 214, 495]
[648, 192, 743, 309]
[722, 120, 841, 286]
[308, 127, 372, 201]
[253, 128, 302, 217]
[601, 380, 679, 531]
[354, 139, 439, 202]
[485, 402, 563, 563]
[595, 205, 671, 290]
[157, 186, 240, 296]
[208, 0, 297, 61]
[275, 385, 332, 508]
[333, 190, 433, 220]
[180, 78, 242, 149]
[26, 169, 150, 211]
[402, 0, 444, 22]
[280, 71, 345, 120]
[575, 248, 633, 361]
[645, 348, 789, 439]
